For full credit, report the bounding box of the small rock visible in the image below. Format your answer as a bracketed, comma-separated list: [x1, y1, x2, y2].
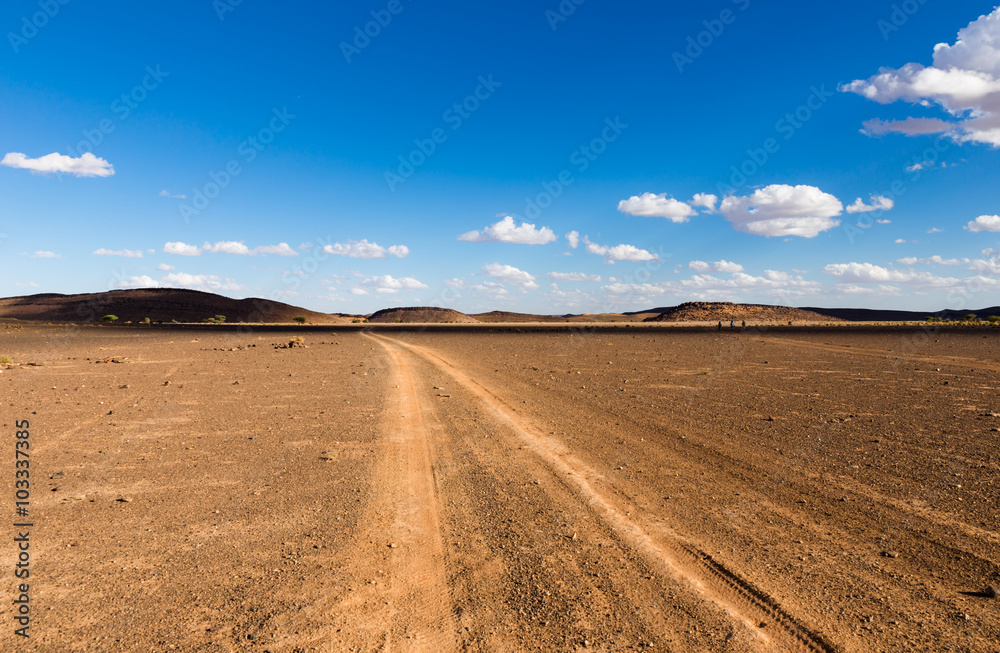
[163, 380, 171, 386]
[65, 494, 87, 502]
[388, 543, 398, 548]
[881, 550, 900, 559]
[985, 586, 998, 598]
[52, 485, 68, 492]
[51, 472, 65, 480]
[116, 496, 133, 503]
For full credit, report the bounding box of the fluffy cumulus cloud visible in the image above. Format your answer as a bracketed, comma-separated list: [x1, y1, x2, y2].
[322, 239, 409, 258]
[846, 195, 895, 214]
[719, 184, 843, 237]
[691, 193, 718, 212]
[897, 255, 968, 266]
[114, 272, 244, 292]
[31, 251, 60, 258]
[458, 216, 557, 245]
[94, 248, 143, 258]
[547, 272, 602, 282]
[841, 8, 1000, 147]
[617, 193, 698, 223]
[164, 241, 298, 257]
[966, 214, 1000, 232]
[584, 237, 656, 263]
[1, 151, 115, 177]
[688, 259, 744, 274]
[822, 262, 960, 287]
[482, 263, 539, 291]
[565, 231, 580, 249]
[601, 269, 821, 301]
[164, 241, 202, 256]
[157, 263, 175, 271]
[353, 274, 428, 294]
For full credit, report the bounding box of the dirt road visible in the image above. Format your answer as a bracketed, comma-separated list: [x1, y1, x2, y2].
[1, 325, 998, 651]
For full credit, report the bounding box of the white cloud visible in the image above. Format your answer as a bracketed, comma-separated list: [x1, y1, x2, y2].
[162, 272, 243, 292]
[566, 230, 580, 249]
[688, 259, 744, 274]
[164, 242, 202, 256]
[1, 151, 114, 177]
[691, 193, 718, 212]
[601, 269, 821, 300]
[906, 163, 925, 172]
[114, 275, 160, 289]
[617, 193, 697, 222]
[252, 243, 298, 257]
[838, 284, 903, 296]
[203, 241, 251, 255]
[895, 238, 907, 244]
[93, 248, 143, 258]
[966, 214, 1000, 232]
[353, 274, 428, 294]
[584, 236, 656, 263]
[547, 272, 602, 282]
[482, 263, 539, 291]
[113, 272, 244, 292]
[877, 219, 892, 224]
[823, 262, 959, 286]
[897, 255, 968, 265]
[846, 195, 895, 213]
[458, 216, 557, 245]
[719, 184, 843, 237]
[927, 227, 944, 234]
[157, 263, 175, 271]
[322, 239, 410, 258]
[31, 251, 59, 258]
[841, 8, 1000, 147]
[159, 189, 187, 199]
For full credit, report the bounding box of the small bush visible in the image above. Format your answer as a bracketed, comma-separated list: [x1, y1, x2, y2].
[988, 316, 1000, 324]
[102, 315, 119, 323]
[352, 318, 362, 324]
[215, 315, 226, 323]
[0, 355, 13, 365]
[293, 316, 307, 324]
[142, 317, 151, 325]
[963, 313, 979, 322]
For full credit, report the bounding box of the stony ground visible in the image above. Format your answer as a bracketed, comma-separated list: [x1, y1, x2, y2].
[1, 324, 998, 652]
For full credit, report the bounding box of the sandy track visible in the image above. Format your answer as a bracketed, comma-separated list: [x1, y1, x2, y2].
[329, 337, 458, 652]
[366, 333, 835, 652]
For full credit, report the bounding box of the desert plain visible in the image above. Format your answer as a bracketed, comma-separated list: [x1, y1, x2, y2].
[1, 323, 999, 652]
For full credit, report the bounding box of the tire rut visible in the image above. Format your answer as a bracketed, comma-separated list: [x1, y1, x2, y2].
[369, 333, 840, 653]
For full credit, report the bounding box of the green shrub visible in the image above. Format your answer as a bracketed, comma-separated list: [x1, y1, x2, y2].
[0, 355, 13, 365]
[293, 316, 307, 324]
[102, 315, 119, 323]
[963, 313, 979, 322]
[215, 315, 226, 323]
[988, 316, 1000, 324]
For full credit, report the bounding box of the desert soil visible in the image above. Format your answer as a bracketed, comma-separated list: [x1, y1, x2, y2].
[1, 324, 998, 652]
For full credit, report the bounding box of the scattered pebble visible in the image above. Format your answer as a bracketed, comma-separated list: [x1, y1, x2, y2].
[985, 586, 998, 599]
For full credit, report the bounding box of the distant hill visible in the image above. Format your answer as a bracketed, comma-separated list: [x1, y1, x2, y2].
[802, 306, 1000, 322]
[644, 302, 835, 323]
[472, 311, 570, 323]
[366, 307, 479, 324]
[0, 289, 344, 324]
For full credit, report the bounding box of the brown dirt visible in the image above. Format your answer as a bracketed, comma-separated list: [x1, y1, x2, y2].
[0, 289, 345, 325]
[645, 303, 837, 324]
[1, 324, 998, 651]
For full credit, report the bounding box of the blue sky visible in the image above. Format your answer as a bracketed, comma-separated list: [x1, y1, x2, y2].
[2, 0, 999, 314]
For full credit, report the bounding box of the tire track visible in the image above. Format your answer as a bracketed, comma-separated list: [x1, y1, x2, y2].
[367, 333, 840, 653]
[334, 336, 458, 653]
